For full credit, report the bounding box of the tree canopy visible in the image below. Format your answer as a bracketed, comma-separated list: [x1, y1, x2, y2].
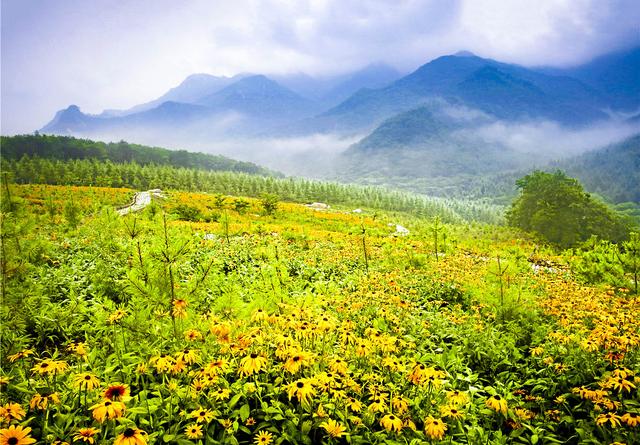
[506, 170, 631, 247]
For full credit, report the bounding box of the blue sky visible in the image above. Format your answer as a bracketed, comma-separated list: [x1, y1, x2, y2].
[2, 0, 639, 134]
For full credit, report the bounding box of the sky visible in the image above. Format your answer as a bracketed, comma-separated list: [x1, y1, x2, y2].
[2, 0, 639, 135]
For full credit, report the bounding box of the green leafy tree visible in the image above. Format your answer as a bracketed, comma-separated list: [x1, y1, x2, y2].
[506, 171, 630, 248]
[260, 193, 280, 216]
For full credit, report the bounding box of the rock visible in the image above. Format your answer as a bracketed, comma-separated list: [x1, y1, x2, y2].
[306, 202, 330, 210]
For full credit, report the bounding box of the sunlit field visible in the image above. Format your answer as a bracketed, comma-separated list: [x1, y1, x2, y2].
[1, 185, 638, 444]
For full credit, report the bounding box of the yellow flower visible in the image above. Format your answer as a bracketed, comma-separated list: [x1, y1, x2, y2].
[424, 416, 447, 440]
[7, 349, 34, 362]
[73, 427, 99, 444]
[31, 359, 68, 376]
[212, 387, 231, 401]
[175, 349, 199, 365]
[254, 431, 274, 444]
[287, 379, 316, 404]
[104, 383, 130, 401]
[485, 395, 508, 415]
[621, 412, 639, 427]
[380, 414, 403, 433]
[0, 425, 36, 445]
[514, 408, 534, 421]
[346, 397, 363, 412]
[184, 329, 203, 342]
[530, 346, 544, 356]
[239, 353, 267, 377]
[29, 392, 60, 410]
[73, 373, 100, 390]
[320, 418, 347, 438]
[596, 412, 622, 428]
[446, 390, 469, 406]
[607, 377, 636, 393]
[172, 299, 188, 319]
[90, 400, 126, 422]
[190, 407, 215, 423]
[113, 427, 147, 445]
[283, 350, 314, 374]
[108, 309, 127, 323]
[0, 403, 25, 421]
[440, 405, 464, 420]
[184, 424, 203, 439]
[392, 397, 409, 414]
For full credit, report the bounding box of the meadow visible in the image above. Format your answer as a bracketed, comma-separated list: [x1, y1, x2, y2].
[1, 184, 638, 444]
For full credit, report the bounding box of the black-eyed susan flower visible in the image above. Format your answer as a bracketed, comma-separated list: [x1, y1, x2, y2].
[446, 390, 469, 406]
[287, 379, 315, 404]
[595, 412, 622, 428]
[90, 400, 125, 422]
[346, 397, 363, 412]
[380, 414, 403, 433]
[104, 383, 130, 401]
[175, 349, 199, 365]
[485, 395, 508, 415]
[190, 407, 215, 423]
[0, 425, 36, 445]
[172, 299, 188, 319]
[320, 418, 347, 438]
[424, 416, 447, 440]
[622, 412, 640, 427]
[73, 372, 100, 390]
[108, 309, 127, 323]
[283, 350, 313, 374]
[113, 427, 147, 445]
[0, 403, 25, 421]
[253, 431, 273, 444]
[73, 427, 99, 444]
[607, 377, 636, 393]
[31, 359, 68, 376]
[184, 329, 203, 342]
[239, 353, 267, 377]
[212, 387, 231, 401]
[7, 349, 34, 363]
[184, 424, 203, 439]
[440, 405, 464, 420]
[29, 392, 60, 410]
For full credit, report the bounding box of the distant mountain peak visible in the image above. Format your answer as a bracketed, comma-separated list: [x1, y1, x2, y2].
[453, 50, 477, 57]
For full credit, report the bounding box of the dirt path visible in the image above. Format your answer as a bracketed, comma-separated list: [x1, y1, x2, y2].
[117, 189, 164, 215]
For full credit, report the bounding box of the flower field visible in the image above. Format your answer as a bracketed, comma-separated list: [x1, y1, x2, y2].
[1, 185, 639, 444]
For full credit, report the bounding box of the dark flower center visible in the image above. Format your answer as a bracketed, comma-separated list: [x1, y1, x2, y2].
[293, 356, 300, 362]
[105, 401, 112, 406]
[123, 428, 135, 437]
[250, 353, 258, 359]
[85, 375, 91, 380]
[297, 382, 304, 388]
[200, 411, 206, 416]
[8, 438, 18, 445]
[389, 415, 395, 420]
[494, 395, 501, 400]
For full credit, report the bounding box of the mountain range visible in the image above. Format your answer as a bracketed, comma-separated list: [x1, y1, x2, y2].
[39, 47, 640, 201]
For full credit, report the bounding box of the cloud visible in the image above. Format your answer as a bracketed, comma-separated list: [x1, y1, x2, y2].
[2, 0, 639, 134]
[470, 117, 640, 158]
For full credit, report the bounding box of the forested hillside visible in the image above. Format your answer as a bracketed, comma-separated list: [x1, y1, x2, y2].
[1, 134, 276, 176]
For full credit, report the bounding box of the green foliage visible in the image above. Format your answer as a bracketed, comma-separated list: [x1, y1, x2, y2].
[1, 156, 504, 224]
[63, 199, 82, 229]
[259, 193, 280, 216]
[172, 204, 203, 222]
[506, 170, 631, 247]
[1, 134, 276, 176]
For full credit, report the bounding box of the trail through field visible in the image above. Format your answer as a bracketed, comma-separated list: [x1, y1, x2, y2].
[117, 189, 164, 215]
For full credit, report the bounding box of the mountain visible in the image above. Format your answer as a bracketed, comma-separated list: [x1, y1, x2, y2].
[41, 75, 319, 137]
[99, 74, 245, 117]
[555, 134, 640, 203]
[543, 46, 640, 111]
[196, 75, 318, 120]
[307, 53, 610, 134]
[329, 106, 544, 197]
